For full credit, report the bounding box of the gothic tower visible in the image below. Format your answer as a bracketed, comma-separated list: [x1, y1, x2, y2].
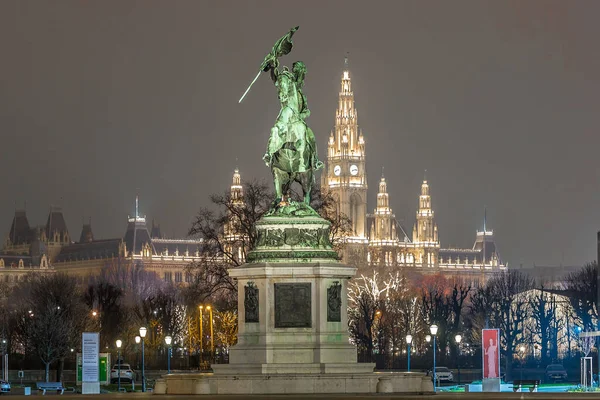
[322, 56, 368, 252]
[224, 168, 246, 263]
[367, 174, 401, 266]
[411, 178, 439, 266]
[370, 174, 396, 243]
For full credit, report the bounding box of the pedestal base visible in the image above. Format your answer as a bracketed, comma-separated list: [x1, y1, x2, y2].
[483, 377, 501, 392]
[213, 361, 375, 375]
[163, 371, 433, 395]
[81, 382, 100, 394]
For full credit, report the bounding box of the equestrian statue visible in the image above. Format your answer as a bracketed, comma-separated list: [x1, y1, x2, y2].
[239, 26, 323, 208]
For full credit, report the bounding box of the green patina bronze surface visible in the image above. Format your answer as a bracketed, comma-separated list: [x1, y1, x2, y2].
[241, 26, 323, 209]
[240, 27, 340, 263]
[263, 200, 320, 218]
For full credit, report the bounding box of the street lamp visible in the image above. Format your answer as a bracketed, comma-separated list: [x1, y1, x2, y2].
[455, 334, 462, 384]
[115, 340, 122, 392]
[1, 339, 7, 382]
[134, 336, 141, 375]
[139, 327, 147, 392]
[430, 324, 439, 391]
[199, 306, 204, 363]
[405, 335, 413, 372]
[207, 306, 214, 362]
[165, 336, 172, 374]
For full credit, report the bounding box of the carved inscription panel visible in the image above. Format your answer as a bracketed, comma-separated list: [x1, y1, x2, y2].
[274, 283, 311, 328]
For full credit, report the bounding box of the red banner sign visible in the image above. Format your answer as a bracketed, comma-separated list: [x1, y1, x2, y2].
[482, 329, 500, 379]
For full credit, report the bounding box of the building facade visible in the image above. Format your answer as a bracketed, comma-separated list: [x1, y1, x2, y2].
[1, 200, 204, 285]
[321, 59, 506, 282]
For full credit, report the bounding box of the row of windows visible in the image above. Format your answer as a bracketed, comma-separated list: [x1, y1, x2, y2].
[3, 274, 26, 283]
[163, 271, 192, 283]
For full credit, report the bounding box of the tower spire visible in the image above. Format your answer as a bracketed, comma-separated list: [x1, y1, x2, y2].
[135, 194, 139, 219]
[322, 53, 368, 248]
[483, 206, 487, 266]
[483, 206, 487, 232]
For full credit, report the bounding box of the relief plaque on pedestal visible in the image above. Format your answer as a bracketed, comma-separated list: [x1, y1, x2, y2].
[244, 282, 259, 323]
[274, 283, 311, 328]
[327, 281, 342, 322]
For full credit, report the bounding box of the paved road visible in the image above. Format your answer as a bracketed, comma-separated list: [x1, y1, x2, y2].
[4, 393, 600, 399]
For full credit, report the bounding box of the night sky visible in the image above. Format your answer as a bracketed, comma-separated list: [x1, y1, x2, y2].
[1, 1, 598, 268]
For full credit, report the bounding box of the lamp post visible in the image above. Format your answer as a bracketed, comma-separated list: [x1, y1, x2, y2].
[134, 335, 141, 369]
[455, 334, 462, 385]
[207, 306, 214, 362]
[165, 336, 172, 374]
[139, 327, 147, 392]
[425, 335, 431, 374]
[116, 340, 122, 392]
[430, 324, 438, 391]
[1, 339, 7, 383]
[199, 306, 204, 364]
[405, 335, 413, 372]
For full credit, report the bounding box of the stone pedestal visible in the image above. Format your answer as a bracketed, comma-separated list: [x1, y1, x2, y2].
[216, 210, 371, 375]
[214, 260, 372, 374]
[163, 207, 431, 394]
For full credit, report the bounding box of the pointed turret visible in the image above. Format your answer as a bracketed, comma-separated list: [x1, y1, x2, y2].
[231, 167, 244, 204]
[413, 178, 438, 244]
[371, 174, 396, 242]
[79, 218, 94, 243]
[7, 209, 33, 246]
[45, 206, 70, 244]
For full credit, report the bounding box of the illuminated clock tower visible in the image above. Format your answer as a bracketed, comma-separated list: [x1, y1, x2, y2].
[322, 57, 368, 254]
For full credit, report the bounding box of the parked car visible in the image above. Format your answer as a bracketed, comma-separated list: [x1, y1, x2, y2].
[110, 363, 135, 384]
[0, 380, 10, 394]
[545, 364, 567, 382]
[429, 367, 454, 383]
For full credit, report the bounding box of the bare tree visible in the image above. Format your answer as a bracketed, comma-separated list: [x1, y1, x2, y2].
[348, 271, 406, 361]
[133, 285, 185, 352]
[215, 309, 238, 351]
[186, 180, 272, 303]
[83, 280, 125, 349]
[527, 287, 562, 364]
[14, 274, 86, 382]
[564, 262, 598, 331]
